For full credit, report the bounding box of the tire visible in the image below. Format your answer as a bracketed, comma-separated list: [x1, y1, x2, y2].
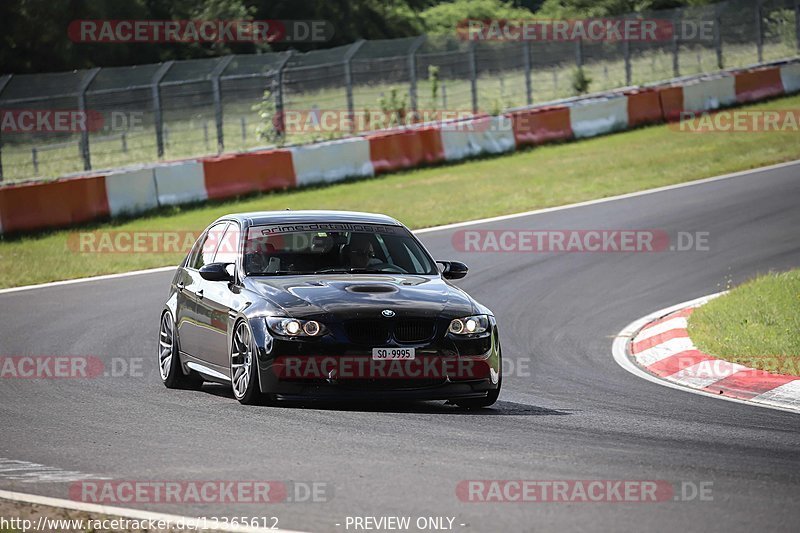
[453, 343, 502, 409]
[230, 320, 269, 405]
[158, 311, 204, 390]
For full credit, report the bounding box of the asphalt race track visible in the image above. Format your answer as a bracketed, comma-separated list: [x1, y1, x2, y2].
[1, 162, 799, 532]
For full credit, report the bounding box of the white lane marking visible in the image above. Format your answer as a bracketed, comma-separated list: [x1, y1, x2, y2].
[635, 317, 688, 342]
[2, 159, 799, 295]
[752, 380, 800, 409]
[0, 458, 107, 484]
[666, 360, 749, 388]
[0, 489, 305, 533]
[415, 158, 800, 234]
[612, 292, 800, 415]
[633, 337, 695, 367]
[0, 267, 176, 295]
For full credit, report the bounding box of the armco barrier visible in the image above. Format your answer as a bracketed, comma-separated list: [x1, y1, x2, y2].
[658, 85, 684, 121]
[0, 175, 109, 234]
[367, 126, 444, 174]
[780, 62, 800, 93]
[735, 67, 785, 103]
[154, 161, 208, 206]
[569, 96, 629, 138]
[511, 106, 573, 146]
[291, 137, 373, 187]
[202, 149, 295, 200]
[440, 115, 516, 161]
[626, 89, 664, 127]
[682, 75, 736, 112]
[105, 168, 158, 217]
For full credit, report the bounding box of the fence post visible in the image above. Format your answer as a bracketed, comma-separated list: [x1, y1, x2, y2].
[623, 38, 631, 86]
[211, 55, 234, 154]
[408, 35, 426, 119]
[343, 40, 365, 134]
[468, 41, 478, 114]
[672, 10, 681, 77]
[77, 68, 100, 172]
[0, 74, 11, 182]
[755, 0, 764, 64]
[151, 61, 173, 159]
[714, 4, 723, 69]
[272, 51, 293, 141]
[795, 0, 800, 52]
[523, 42, 533, 105]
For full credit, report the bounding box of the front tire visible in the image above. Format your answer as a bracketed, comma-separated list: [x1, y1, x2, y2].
[453, 344, 502, 409]
[158, 311, 203, 390]
[230, 320, 268, 405]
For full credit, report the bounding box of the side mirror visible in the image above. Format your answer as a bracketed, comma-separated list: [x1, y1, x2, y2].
[199, 262, 234, 282]
[437, 260, 468, 280]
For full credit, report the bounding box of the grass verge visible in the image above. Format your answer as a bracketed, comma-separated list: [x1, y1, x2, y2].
[1, 93, 800, 289]
[688, 270, 800, 376]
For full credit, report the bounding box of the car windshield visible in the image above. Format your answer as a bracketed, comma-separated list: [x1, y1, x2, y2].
[243, 223, 438, 276]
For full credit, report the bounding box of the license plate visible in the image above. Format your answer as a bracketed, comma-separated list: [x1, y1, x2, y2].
[372, 347, 415, 360]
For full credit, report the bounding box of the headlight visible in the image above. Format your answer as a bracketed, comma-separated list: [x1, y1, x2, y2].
[448, 315, 489, 335]
[267, 317, 325, 337]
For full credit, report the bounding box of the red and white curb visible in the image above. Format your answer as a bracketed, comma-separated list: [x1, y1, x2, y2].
[613, 293, 800, 414]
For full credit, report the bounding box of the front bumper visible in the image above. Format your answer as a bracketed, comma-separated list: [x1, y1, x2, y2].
[249, 317, 501, 399]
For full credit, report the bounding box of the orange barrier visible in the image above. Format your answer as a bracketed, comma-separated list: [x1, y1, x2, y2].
[202, 149, 295, 200]
[657, 86, 684, 121]
[626, 89, 663, 127]
[511, 106, 572, 147]
[0, 175, 109, 234]
[368, 126, 444, 174]
[735, 67, 784, 104]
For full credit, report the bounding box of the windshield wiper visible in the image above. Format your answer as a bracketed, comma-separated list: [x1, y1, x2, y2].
[314, 268, 394, 274]
[248, 270, 310, 276]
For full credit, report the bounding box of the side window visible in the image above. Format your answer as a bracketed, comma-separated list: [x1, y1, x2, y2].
[191, 222, 228, 270]
[214, 223, 241, 265]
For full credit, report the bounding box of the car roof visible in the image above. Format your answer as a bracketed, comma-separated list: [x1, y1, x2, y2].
[214, 210, 403, 228]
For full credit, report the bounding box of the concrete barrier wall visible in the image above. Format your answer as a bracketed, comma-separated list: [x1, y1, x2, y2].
[570, 97, 629, 138]
[105, 169, 159, 217]
[292, 138, 374, 187]
[682, 76, 737, 111]
[780, 62, 800, 93]
[154, 161, 207, 206]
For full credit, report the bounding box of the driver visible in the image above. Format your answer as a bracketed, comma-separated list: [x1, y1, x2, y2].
[348, 233, 382, 269]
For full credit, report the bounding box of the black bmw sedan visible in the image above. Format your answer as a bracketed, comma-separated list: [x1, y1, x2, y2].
[159, 210, 501, 407]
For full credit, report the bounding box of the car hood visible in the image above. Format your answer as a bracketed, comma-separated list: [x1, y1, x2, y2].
[244, 274, 476, 319]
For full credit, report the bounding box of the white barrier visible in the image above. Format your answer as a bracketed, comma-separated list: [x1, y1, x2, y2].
[154, 160, 207, 206]
[440, 115, 516, 161]
[291, 138, 374, 187]
[682, 76, 736, 112]
[104, 168, 158, 217]
[569, 97, 629, 138]
[780, 62, 800, 94]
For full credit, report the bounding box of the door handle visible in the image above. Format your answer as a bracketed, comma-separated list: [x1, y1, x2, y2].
[197, 289, 204, 300]
[176, 282, 185, 291]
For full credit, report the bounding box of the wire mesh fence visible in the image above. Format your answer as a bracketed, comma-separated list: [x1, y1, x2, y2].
[1, 0, 798, 182]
